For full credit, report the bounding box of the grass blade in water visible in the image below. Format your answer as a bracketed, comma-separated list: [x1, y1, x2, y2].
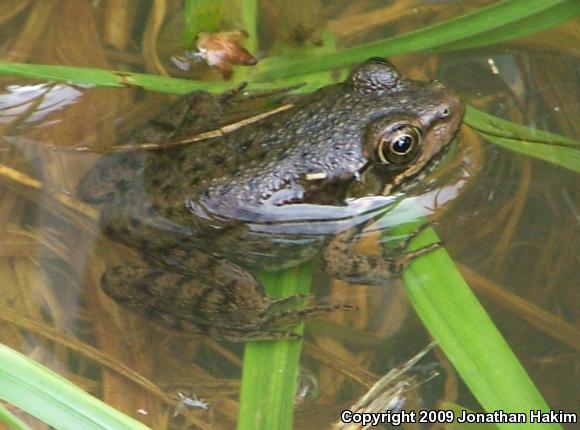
[465, 106, 580, 173]
[183, 0, 224, 47]
[0, 62, 233, 94]
[238, 262, 313, 430]
[0, 343, 151, 430]
[252, 0, 580, 81]
[0, 403, 32, 430]
[384, 202, 563, 430]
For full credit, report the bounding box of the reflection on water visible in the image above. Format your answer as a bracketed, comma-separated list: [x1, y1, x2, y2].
[0, 83, 82, 125]
[0, 1, 578, 429]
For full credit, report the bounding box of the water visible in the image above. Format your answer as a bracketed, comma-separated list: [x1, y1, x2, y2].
[0, 1, 577, 429]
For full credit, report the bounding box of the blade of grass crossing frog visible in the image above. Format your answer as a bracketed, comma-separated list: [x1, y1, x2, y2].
[238, 262, 313, 430]
[183, 0, 224, 48]
[0, 403, 32, 430]
[0, 343, 151, 430]
[252, 0, 578, 81]
[385, 203, 563, 430]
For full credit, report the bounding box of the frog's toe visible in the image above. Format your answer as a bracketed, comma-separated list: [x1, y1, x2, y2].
[398, 241, 443, 267]
[263, 302, 356, 325]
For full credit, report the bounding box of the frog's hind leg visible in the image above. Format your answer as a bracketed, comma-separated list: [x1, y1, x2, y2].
[100, 265, 268, 332]
[100, 265, 350, 342]
[322, 224, 442, 285]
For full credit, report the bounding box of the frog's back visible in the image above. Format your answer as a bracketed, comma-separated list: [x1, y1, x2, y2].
[77, 151, 146, 203]
[77, 90, 224, 203]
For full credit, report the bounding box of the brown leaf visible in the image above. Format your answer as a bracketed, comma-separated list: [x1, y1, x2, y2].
[196, 31, 258, 79]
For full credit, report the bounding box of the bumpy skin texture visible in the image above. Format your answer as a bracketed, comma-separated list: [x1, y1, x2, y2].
[78, 58, 463, 340]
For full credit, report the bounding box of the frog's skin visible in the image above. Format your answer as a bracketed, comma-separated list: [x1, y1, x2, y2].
[78, 58, 464, 341]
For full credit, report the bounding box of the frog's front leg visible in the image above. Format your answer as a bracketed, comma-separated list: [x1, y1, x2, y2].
[322, 225, 441, 285]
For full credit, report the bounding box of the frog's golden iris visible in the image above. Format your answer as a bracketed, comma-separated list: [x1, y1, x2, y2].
[376, 122, 423, 164]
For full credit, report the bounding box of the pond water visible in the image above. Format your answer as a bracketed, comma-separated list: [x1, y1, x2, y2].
[0, 1, 578, 429]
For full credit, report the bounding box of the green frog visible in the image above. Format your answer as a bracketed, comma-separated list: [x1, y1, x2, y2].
[78, 58, 463, 341]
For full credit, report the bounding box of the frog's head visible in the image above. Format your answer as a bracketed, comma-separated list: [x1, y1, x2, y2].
[350, 58, 464, 195]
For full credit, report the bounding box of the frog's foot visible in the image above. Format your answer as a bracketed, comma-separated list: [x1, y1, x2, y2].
[100, 266, 352, 342]
[385, 242, 442, 274]
[259, 295, 355, 326]
[203, 299, 354, 342]
[323, 225, 442, 285]
[384, 222, 443, 272]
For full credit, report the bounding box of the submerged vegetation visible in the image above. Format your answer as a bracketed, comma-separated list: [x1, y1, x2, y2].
[0, 1, 578, 429]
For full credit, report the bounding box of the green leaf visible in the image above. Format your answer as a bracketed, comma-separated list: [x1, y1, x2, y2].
[465, 106, 580, 173]
[183, 0, 224, 48]
[384, 202, 563, 430]
[238, 262, 313, 430]
[0, 343, 151, 430]
[250, 0, 580, 81]
[465, 106, 578, 148]
[478, 134, 580, 174]
[434, 0, 580, 52]
[0, 62, 233, 94]
[0, 403, 32, 430]
[239, 0, 258, 53]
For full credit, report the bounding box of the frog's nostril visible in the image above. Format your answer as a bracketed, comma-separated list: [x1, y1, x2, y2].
[439, 106, 451, 119]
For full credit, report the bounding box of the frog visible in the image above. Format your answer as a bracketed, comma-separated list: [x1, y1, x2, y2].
[77, 58, 464, 341]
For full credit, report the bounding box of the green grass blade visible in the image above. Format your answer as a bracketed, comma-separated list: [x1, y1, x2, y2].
[434, 1, 580, 52]
[478, 134, 580, 174]
[0, 343, 151, 430]
[465, 106, 580, 173]
[183, 0, 224, 48]
[251, 0, 580, 81]
[0, 403, 32, 430]
[239, 0, 258, 53]
[385, 203, 563, 430]
[1, 2, 577, 94]
[238, 262, 313, 430]
[465, 106, 579, 148]
[0, 62, 235, 94]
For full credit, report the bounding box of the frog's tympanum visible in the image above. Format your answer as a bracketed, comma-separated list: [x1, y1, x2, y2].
[78, 58, 463, 341]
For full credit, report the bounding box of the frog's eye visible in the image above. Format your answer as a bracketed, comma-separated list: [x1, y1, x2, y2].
[439, 106, 451, 118]
[377, 125, 422, 164]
